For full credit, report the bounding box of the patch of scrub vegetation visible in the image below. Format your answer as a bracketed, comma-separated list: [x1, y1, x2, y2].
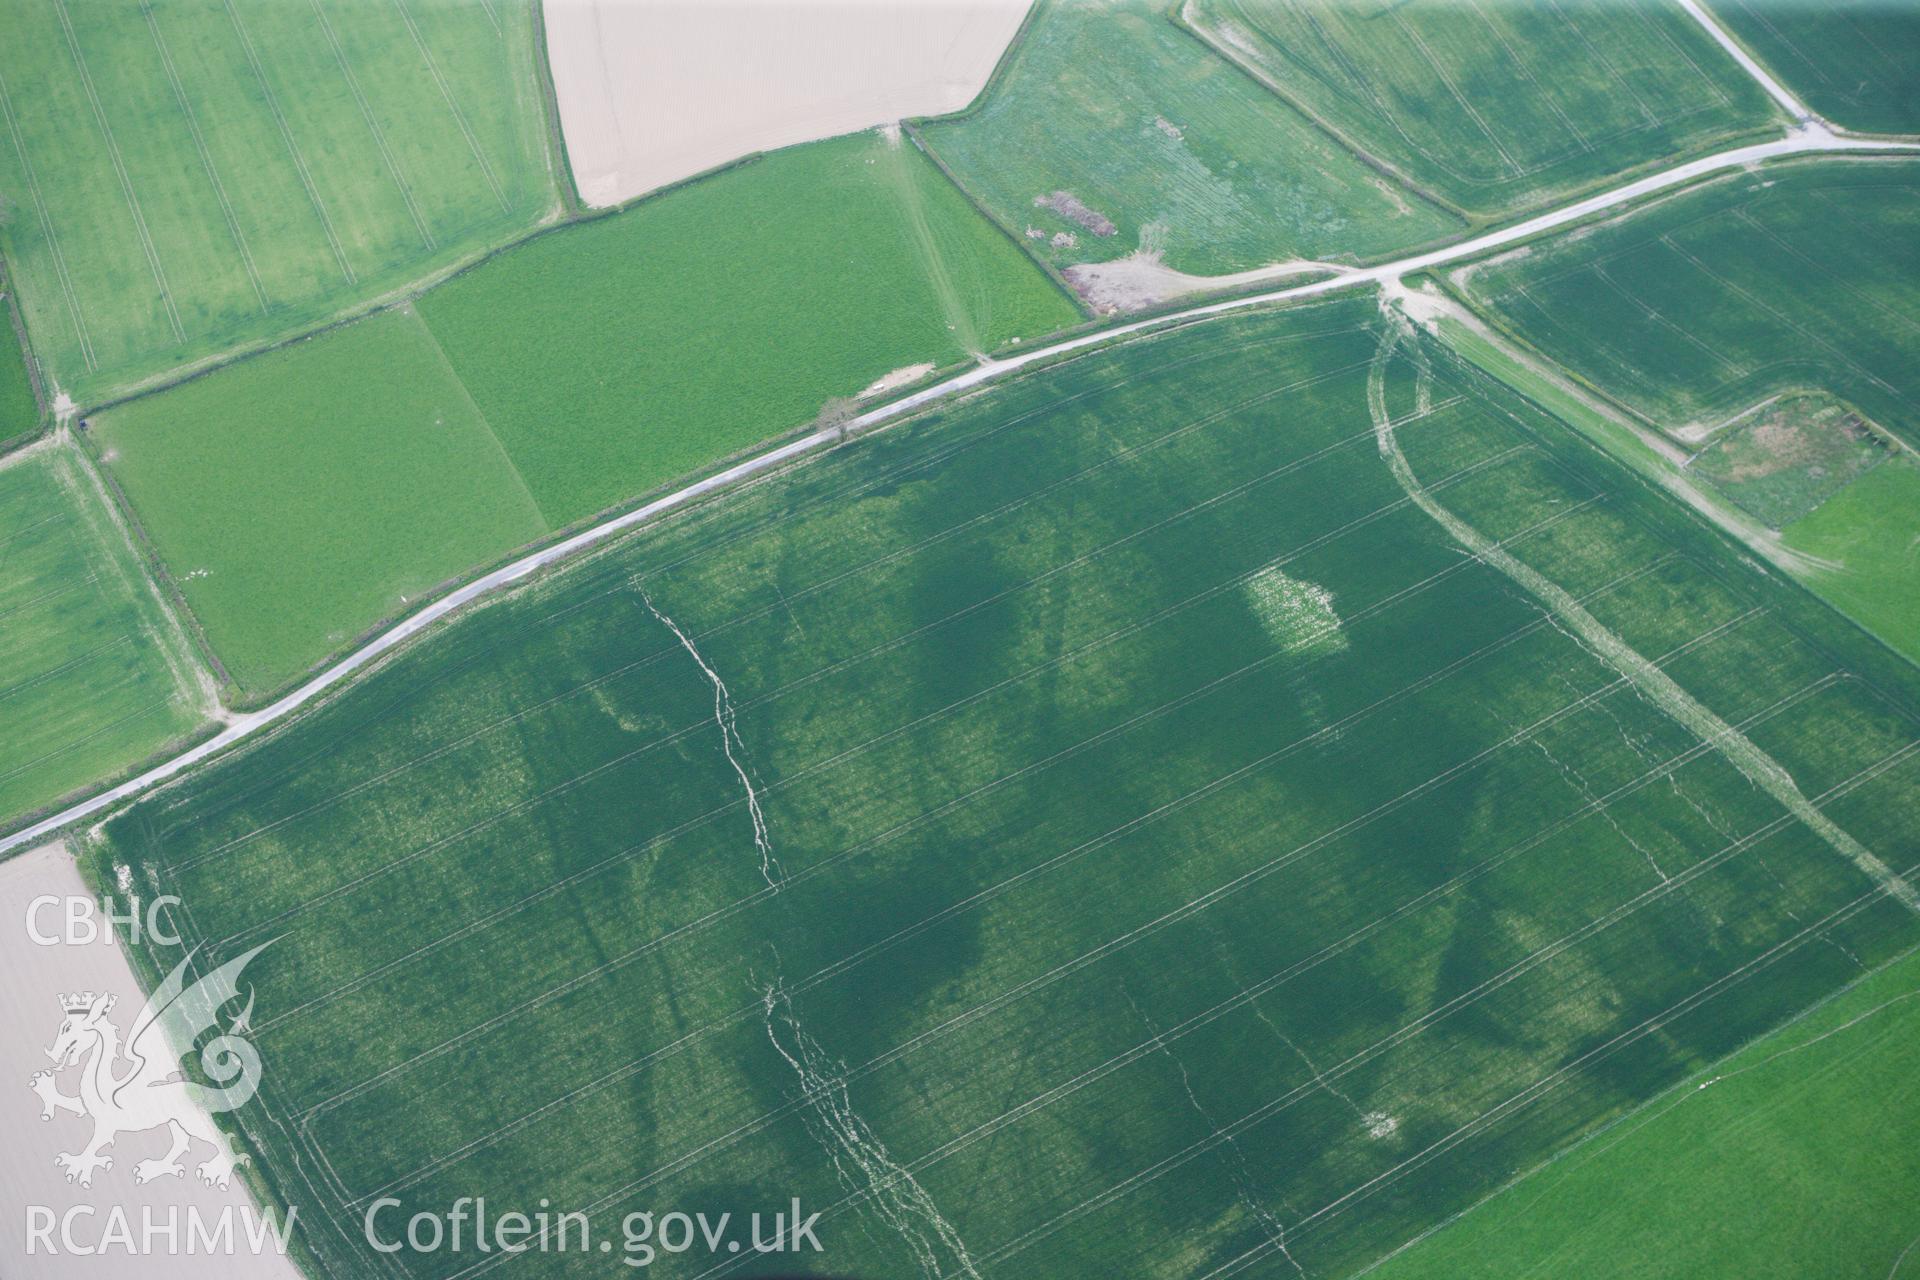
[1448, 158, 1920, 663]
[919, 0, 1461, 278]
[1709, 0, 1920, 134]
[1245, 564, 1346, 656]
[1373, 943, 1920, 1280]
[91, 308, 550, 695]
[0, 0, 559, 407]
[0, 441, 208, 831]
[413, 129, 1078, 524]
[94, 300, 1920, 1278]
[1691, 392, 1895, 528]
[1188, 0, 1778, 219]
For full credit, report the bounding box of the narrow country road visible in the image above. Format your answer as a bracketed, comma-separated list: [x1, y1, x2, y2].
[1674, 0, 1819, 122]
[2, 124, 1915, 859]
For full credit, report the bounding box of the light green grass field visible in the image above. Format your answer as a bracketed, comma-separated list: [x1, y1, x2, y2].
[1783, 463, 1920, 663]
[1448, 157, 1920, 665]
[1187, 0, 1780, 219]
[1710, 0, 1920, 134]
[0, 441, 207, 831]
[416, 130, 1081, 523]
[919, 0, 1462, 278]
[91, 307, 550, 696]
[94, 299, 1920, 1277]
[0, 0, 557, 407]
[1374, 943, 1920, 1279]
[86, 131, 1075, 695]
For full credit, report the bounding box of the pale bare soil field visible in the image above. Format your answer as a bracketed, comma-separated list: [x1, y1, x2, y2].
[542, 0, 1030, 206]
[0, 842, 300, 1279]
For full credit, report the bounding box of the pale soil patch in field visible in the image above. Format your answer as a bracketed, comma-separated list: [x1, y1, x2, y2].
[1065, 251, 1345, 314]
[1364, 1111, 1400, 1140]
[860, 362, 936, 398]
[1245, 565, 1347, 657]
[0, 842, 301, 1278]
[1702, 400, 1878, 480]
[1033, 190, 1117, 237]
[543, 0, 1031, 207]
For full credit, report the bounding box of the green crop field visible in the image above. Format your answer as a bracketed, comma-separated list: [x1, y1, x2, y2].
[1710, 0, 1920, 133]
[1446, 156, 1920, 663]
[0, 441, 208, 831]
[1447, 159, 1920, 439]
[919, 0, 1462, 279]
[93, 298, 1920, 1277]
[1376, 943, 1920, 1279]
[0, 0, 557, 407]
[1186, 0, 1780, 219]
[91, 307, 551, 696]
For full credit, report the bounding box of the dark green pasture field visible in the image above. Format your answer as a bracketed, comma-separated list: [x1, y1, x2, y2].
[1710, 0, 1920, 133]
[1186, 0, 1779, 219]
[0, 444, 206, 830]
[0, 0, 557, 406]
[95, 298, 1920, 1277]
[1449, 157, 1920, 664]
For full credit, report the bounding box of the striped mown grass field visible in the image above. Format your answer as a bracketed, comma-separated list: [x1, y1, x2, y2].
[0, 0, 558, 406]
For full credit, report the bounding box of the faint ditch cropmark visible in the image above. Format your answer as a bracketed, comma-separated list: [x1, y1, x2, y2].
[632, 579, 979, 1280]
[634, 580, 783, 889]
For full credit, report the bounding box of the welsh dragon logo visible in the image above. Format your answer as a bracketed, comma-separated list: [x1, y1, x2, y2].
[28, 943, 271, 1191]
